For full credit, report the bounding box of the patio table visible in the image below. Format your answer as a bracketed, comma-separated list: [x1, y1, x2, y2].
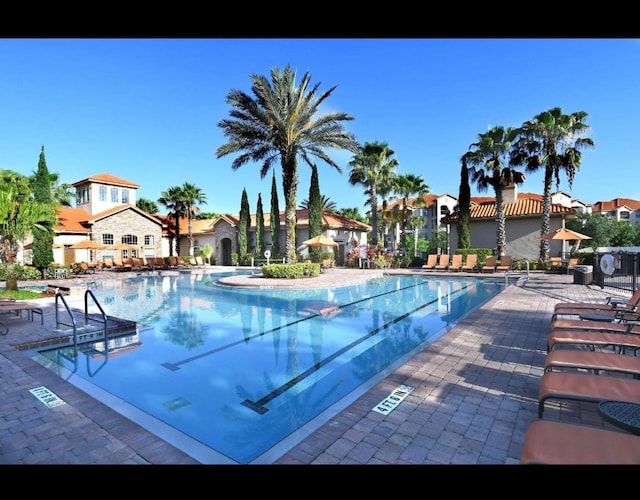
[598, 401, 640, 435]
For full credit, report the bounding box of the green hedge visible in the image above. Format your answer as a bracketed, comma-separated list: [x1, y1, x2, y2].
[262, 262, 320, 278]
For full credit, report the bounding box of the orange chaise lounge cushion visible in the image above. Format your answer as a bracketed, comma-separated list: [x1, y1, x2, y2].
[521, 420, 640, 464]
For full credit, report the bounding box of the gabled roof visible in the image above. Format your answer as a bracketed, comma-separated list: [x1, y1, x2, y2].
[592, 197, 640, 211]
[446, 198, 575, 222]
[71, 173, 141, 189]
[55, 205, 164, 233]
[88, 204, 164, 226]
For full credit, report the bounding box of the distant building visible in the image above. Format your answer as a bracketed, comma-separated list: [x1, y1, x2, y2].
[45, 173, 369, 267]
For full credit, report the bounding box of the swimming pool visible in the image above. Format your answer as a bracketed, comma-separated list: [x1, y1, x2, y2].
[31, 270, 505, 464]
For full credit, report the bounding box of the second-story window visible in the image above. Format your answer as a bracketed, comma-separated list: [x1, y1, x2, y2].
[99, 186, 107, 202]
[111, 187, 118, 203]
[122, 189, 129, 204]
[102, 234, 114, 245]
[122, 234, 138, 245]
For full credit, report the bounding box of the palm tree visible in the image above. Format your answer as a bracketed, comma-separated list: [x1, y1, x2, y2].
[179, 182, 207, 256]
[158, 186, 185, 256]
[466, 125, 526, 256]
[136, 198, 159, 214]
[348, 141, 398, 247]
[408, 214, 424, 257]
[377, 168, 397, 249]
[298, 194, 337, 212]
[0, 185, 56, 290]
[338, 207, 367, 224]
[391, 173, 430, 252]
[511, 107, 595, 260]
[47, 172, 74, 207]
[216, 65, 359, 263]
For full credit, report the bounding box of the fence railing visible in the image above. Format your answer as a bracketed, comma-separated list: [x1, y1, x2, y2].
[592, 251, 639, 293]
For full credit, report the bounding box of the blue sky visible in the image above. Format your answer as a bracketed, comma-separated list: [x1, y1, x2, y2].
[0, 38, 638, 216]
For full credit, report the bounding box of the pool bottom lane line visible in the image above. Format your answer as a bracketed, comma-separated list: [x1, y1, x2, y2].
[240, 295, 444, 414]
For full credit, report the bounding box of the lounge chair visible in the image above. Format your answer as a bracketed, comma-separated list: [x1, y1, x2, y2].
[461, 254, 477, 272]
[421, 254, 438, 271]
[548, 256, 564, 273]
[481, 255, 497, 273]
[434, 254, 450, 271]
[537, 371, 640, 417]
[565, 257, 583, 274]
[547, 326, 640, 355]
[551, 306, 640, 323]
[447, 254, 463, 272]
[552, 287, 640, 320]
[544, 349, 640, 378]
[495, 255, 512, 272]
[521, 420, 640, 464]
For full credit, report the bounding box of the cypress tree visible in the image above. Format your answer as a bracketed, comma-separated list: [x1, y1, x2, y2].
[32, 145, 55, 278]
[255, 193, 264, 257]
[457, 155, 472, 250]
[308, 164, 323, 262]
[238, 188, 250, 258]
[270, 171, 281, 258]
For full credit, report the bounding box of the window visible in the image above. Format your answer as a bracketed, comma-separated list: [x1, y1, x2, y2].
[122, 189, 129, 204]
[620, 210, 630, 220]
[144, 235, 154, 245]
[76, 187, 89, 205]
[102, 234, 114, 246]
[111, 187, 119, 203]
[99, 186, 107, 202]
[122, 234, 138, 245]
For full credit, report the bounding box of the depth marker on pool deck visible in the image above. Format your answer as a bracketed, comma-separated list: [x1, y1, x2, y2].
[372, 385, 414, 415]
[29, 386, 66, 408]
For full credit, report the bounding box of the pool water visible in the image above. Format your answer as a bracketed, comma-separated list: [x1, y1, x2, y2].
[32, 271, 504, 464]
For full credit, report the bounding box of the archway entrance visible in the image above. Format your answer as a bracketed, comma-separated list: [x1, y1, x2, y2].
[221, 238, 233, 266]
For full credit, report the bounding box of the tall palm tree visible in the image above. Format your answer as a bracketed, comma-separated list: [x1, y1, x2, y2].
[179, 182, 207, 256]
[348, 141, 398, 247]
[377, 169, 397, 249]
[0, 185, 56, 290]
[391, 173, 430, 252]
[511, 107, 595, 260]
[466, 125, 526, 256]
[216, 65, 359, 263]
[158, 186, 185, 256]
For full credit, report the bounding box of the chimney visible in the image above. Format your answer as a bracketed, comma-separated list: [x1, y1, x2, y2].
[503, 184, 517, 204]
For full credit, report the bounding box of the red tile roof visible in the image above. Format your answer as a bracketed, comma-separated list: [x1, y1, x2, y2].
[71, 173, 141, 189]
[592, 198, 640, 211]
[447, 197, 575, 221]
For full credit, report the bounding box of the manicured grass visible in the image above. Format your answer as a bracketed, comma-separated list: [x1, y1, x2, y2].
[0, 289, 43, 300]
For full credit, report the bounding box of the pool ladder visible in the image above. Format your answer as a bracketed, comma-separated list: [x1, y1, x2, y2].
[55, 289, 108, 349]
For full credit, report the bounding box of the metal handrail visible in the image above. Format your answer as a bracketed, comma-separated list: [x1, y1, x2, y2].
[55, 289, 109, 351]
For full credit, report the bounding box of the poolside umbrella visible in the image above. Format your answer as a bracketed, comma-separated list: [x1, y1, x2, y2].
[70, 240, 106, 263]
[538, 227, 592, 254]
[71, 240, 107, 249]
[302, 235, 339, 247]
[537, 227, 592, 242]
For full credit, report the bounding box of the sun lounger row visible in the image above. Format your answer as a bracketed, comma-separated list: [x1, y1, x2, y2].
[421, 253, 481, 272]
[521, 291, 640, 463]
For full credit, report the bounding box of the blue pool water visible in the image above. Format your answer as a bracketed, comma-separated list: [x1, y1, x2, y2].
[32, 270, 504, 464]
